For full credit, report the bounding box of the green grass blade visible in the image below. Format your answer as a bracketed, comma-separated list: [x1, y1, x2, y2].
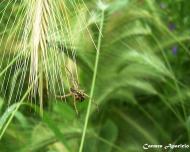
[79, 7, 105, 152]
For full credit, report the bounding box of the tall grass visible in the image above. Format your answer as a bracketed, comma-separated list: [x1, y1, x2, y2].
[0, 0, 190, 152]
[79, 2, 106, 151]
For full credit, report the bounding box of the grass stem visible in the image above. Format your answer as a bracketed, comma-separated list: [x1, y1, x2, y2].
[79, 10, 105, 152]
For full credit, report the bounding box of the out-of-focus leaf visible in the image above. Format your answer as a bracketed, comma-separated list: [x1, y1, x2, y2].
[97, 119, 118, 152]
[108, 0, 129, 13]
[14, 111, 28, 128]
[186, 116, 190, 137]
[125, 79, 157, 95]
[43, 112, 71, 151]
[123, 51, 172, 77]
[112, 21, 151, 44]
[0, 103, 17, 131]
[0, 97, 4, 111]
[53, 102, 75, 121]
[115, 109, 158, 144]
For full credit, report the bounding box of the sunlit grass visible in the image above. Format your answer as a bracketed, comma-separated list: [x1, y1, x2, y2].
[0, 0, 190, 152]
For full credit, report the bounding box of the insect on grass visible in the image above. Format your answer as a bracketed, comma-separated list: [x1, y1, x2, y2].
[56, 67, 98, 114]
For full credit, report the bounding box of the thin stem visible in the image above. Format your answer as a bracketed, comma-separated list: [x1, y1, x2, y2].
[79, 10, 105, 152]
[0, 85, 32, 139]
[0, 54, 20, 77]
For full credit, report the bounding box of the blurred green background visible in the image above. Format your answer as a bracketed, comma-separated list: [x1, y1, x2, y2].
[0, 0, 190, 152]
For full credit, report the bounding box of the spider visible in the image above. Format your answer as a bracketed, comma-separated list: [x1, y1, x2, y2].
[56, 67, 92, 114]
[56, 86, 90, 114]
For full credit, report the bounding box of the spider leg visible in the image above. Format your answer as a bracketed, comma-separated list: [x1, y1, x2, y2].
[83, 93, 90, 98]
[73, 96, 79, 115]
[56, 93, 72, 99]
[83, 94, 99, 112]
[66, 67, 79, 89]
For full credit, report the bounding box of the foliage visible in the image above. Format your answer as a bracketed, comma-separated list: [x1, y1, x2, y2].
[0, 0, 190, 152]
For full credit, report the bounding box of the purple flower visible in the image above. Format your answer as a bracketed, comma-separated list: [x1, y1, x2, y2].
[172, 46, 178, 55]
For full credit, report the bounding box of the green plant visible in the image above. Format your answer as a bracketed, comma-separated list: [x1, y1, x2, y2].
[1, 0, 190, 152]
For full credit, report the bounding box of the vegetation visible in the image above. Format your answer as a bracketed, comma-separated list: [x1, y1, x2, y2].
[0, 0, 190, 151]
